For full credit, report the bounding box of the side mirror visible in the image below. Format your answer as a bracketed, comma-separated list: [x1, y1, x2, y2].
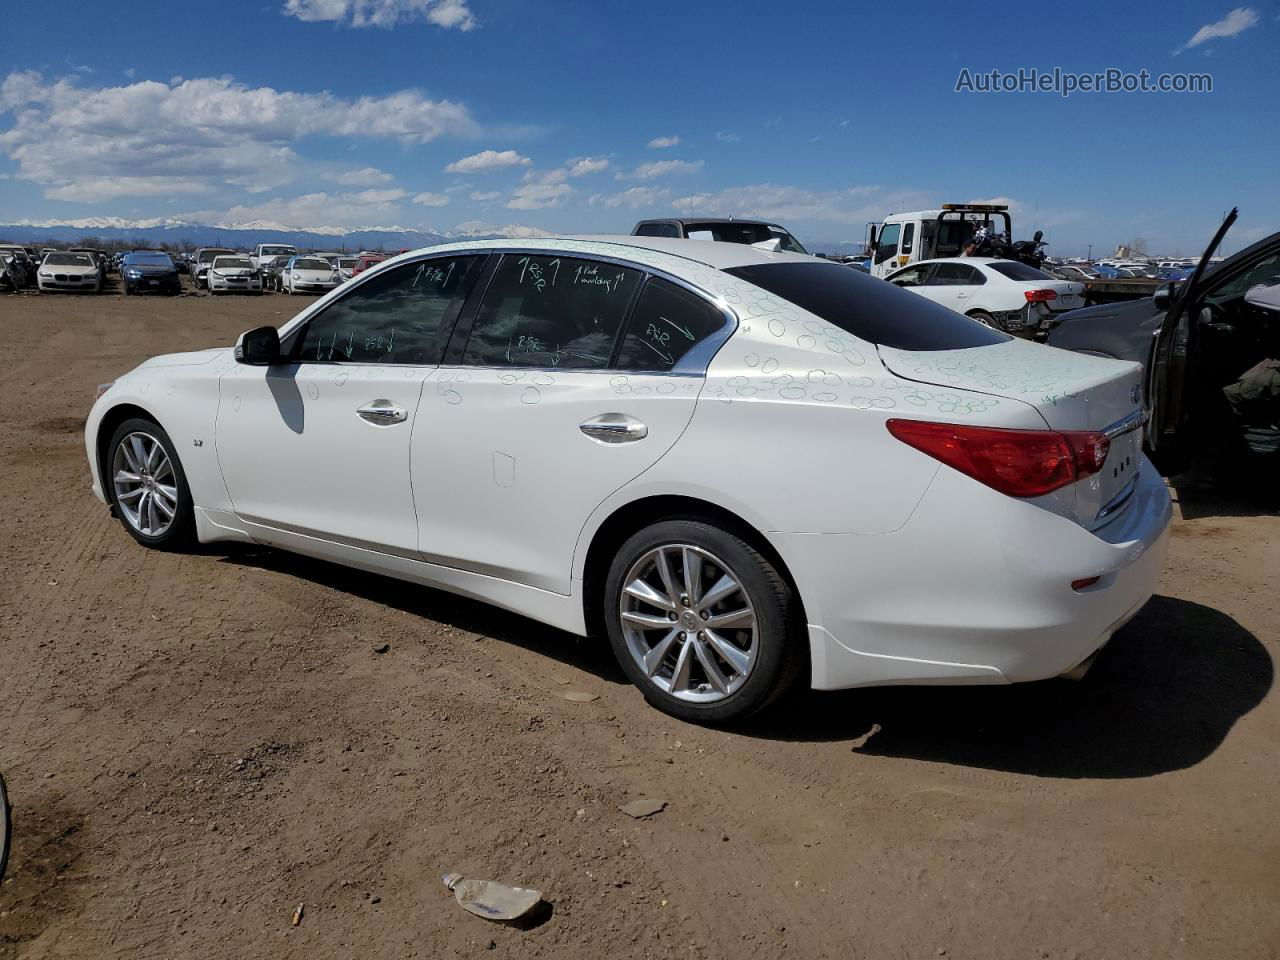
[234, 325, 282, 365]
[1152, 283, 1174, 311]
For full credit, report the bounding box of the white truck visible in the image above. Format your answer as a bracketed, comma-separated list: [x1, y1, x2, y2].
[865, 203, 1012, 279]
[249, 243, 298, 271]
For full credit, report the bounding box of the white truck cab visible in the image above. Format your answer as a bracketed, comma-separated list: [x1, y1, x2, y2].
[866, 204, 1012, 279]
[250, 243, 298, 270]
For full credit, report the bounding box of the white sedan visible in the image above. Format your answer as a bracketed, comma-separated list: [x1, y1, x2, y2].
[282, 256, 341, 295]
[886, 257, 1085, 333]
[38, 252, 102, 293]
[208, 255, 264, 295]
[84, 237, 1170, 723]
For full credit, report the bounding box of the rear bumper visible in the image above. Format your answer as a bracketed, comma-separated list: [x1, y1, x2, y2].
[773, 459, 1172, 690]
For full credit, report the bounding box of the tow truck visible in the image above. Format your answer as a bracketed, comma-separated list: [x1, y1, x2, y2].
[865, 203, 1012, 279]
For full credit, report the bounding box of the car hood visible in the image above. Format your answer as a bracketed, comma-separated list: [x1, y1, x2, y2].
[135, 347, 228, 369]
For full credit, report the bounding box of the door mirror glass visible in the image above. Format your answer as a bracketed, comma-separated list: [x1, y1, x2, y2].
[1153, 283, 1173, 311]
[235, 325, 282, 365]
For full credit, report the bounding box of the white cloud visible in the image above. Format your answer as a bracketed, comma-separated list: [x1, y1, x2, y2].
[186, 188, 413, 230]
[678, 183, 923, 225]
[506, 182, 572, 210]
[353, 188, 407, 202]
[469, 190, 500, 201]
[594, 186, 672, 210]
[327, 166, 395, 185]
[444, 149, 531, 173]
[714, 131, 740, 143]
[566, 155, 609, 177]
[1181, 7, 1258, 49]
[616, 159, 704, 181]
[412, 191, 449, 206]
[0, 71, 479, 202]
[282, 0, 476, 30]
[647, 135, 680, 149]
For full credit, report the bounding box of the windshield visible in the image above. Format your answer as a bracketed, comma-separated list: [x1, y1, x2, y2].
[45, 253, 95, 266]
[337, 258, 357, 267]
[127, 254, 173, 267]
[724, 261, 1010, 351]
[198, 249, 235, 264]
[294, 258, 332, 270]
[683, 221, 807, 254]
[260, 246, 296, 256]
[214, 257, 252, 269]
[987, 261, 1053, 282]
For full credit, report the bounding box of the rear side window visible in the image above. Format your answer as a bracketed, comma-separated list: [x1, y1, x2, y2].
[932, 263, 985, 285]
[616, 278, 727, 371]
[463, 254, 642, 369]
[296, 256, 482, 364]
[724, 262, 1010, 351]
[634, 222, 681, 238]
[987, 261, 1052, 282]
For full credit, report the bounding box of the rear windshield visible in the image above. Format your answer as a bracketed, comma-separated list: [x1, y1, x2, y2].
[260, 246, 295, 256]
[294, 258, 332, 270]
[684, 222, 807, 254]
[724, 262, 1010, 351]
[987, 261, 1053, 282]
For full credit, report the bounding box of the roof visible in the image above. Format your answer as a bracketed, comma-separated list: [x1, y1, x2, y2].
[634, 217, 787, 227]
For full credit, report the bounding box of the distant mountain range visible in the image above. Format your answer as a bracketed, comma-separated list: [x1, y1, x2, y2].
[0, 217, 556, 251]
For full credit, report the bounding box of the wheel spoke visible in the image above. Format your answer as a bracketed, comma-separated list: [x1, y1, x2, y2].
[153, 457, 173, 481]
[155, 482, 178, 505]
[682, 547, 703, 607]
[622, 610, 675, 631]
[642, 628, 681, 677]
[128, 435, 149, 472]
[655, 548, 681, 604]
[120, 440, 142, 472]
[699, 573, 740, 612]
[148, 492, 161, 533]
[704, 607, 754, 631]
[115, 470, 142, 485]
[144, 438, 161, 471]
[624, 578, 675, 612]
[668, 635, 694, 691]
[153, 493, 175, 519]
[693, 639, 731, 694]
[704, 628, 751, 677]
[117, 487, 144, 503]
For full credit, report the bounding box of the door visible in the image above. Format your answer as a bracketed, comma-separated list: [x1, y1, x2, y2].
[871, 223, 901, 278]
[411, 254, 729, 593]
[1148, 208, 1237, 450]
[215, 254, 484, 554]
[915, 262, 984, 312]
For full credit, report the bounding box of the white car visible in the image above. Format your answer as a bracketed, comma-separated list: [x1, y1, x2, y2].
[886, 257, 1086, 333]
[38, 252, 102, 293]
[1052, 264, 1100, 281]
[208, 255, 264, 295]
[250, 243, 298, 272]
[83, 237, 1171, 723]
[282, 256, 341, 295]
[335, 256, 358, 281]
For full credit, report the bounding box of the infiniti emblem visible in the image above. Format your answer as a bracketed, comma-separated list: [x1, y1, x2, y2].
[680, 611, 701, 631]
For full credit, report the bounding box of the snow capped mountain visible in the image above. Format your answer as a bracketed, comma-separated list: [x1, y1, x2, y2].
[0, 217, 559, 248]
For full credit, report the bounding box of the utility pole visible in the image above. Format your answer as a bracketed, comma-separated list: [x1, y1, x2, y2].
[1087, 243, 1093, 261]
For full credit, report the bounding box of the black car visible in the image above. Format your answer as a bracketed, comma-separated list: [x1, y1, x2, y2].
[121, 251, 182, 295]
[631, 217, 809, 254]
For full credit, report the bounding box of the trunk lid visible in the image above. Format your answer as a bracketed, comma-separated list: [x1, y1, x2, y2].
[879, 338, 1147, 529]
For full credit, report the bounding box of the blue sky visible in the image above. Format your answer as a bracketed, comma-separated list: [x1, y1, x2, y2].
[1, 0, 1277, 255]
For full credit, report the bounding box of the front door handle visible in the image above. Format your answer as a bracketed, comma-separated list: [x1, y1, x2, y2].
[356, 399, 408, 426]
[580, 413, 648, 444]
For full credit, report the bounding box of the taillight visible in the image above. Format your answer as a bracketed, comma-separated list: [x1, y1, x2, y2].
[1024, 289, 1058, 303]
[886, 419, 1110, 498]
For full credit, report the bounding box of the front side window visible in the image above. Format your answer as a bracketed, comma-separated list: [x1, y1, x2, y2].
[932, 263, 985, 286]
[615, 277, 727, 371]
[462, 254, 642, 369]
[887, 264, 931, 287]
[901, 222, 915, 255]
[875, 223, 901, 264]
[296, 256, 482, 365]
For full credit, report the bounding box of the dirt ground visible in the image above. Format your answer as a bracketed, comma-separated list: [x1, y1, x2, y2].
[1, 277, 1278, 960]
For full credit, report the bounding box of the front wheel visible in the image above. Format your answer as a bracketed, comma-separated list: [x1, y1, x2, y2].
[106, 418, 195, 549]
[604, 519, 802, 724]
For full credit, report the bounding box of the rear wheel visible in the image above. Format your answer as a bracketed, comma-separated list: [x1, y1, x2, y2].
[604, 519, 801, 723]
[968, 310, 1004, 331]
[106, 418, 195, 550]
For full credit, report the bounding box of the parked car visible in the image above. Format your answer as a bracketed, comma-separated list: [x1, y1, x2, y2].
[0, 244, 37, 287]
[37, 251, 102, 293]
[632, 217, 808, 254]
[335, 255, 358, 281]
[121, 251, 181, 295]
[191, 247, 237, 290]
[1050, 265, 1101, 281]
[1049, 211, 1280, 457]
[84, 236, 1170, 723]
[281, 255, 341, 295]
[257, 254, 292, 291]
[884, 257, 1085, 333]
[0, 251, 29, 291]
[352, 253, 388, 276]
[208, 255, 264, 295]
[250, 243, 298, 271]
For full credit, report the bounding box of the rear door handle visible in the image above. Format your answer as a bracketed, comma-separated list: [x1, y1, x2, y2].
[356, 399, 408, 426]
[580, 413, 648, 444]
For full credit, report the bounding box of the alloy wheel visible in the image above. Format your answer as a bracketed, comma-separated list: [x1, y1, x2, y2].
[618, 544, 758, 703]
[112, 431, 179, 537]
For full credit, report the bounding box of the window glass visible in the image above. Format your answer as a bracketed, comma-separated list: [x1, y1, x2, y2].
[462, 254, 641, 369]
[901, 222, 915, 254]
[1204, 253, 1280, 307]
[987, 261, 1052, 282]
[875, 223, 901, 264]
[616, 278, 727, 371]
[297, 256, 481, 365]
[723, 262, 1009, 351]
[932, 263, 985, 285]
[635, 222, 681, 238]
[887, 264, 930, 287]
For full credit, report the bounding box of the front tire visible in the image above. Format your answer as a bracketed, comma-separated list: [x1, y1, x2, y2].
[604, 519, 802, 724]
[106, 418, 195, 550]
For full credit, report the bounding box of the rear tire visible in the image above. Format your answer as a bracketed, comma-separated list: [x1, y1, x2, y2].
[968, 310, 1004, 331]
[105, 417, 195, 550]
[604, 519, 802, 724]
